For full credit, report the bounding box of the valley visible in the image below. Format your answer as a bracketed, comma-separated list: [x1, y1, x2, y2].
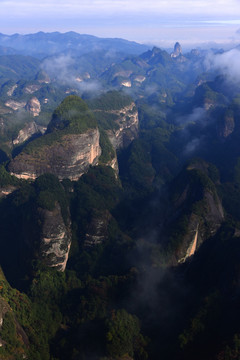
[0, 31, 239, 360]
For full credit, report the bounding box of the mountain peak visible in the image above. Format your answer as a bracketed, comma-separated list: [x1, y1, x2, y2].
[171, 42, 182, 58]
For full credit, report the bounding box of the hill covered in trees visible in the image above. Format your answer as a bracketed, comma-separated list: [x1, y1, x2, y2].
[0, 35, 240, 359]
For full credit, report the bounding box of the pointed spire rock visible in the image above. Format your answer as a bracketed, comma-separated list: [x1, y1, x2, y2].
[171, 42, 182, 58]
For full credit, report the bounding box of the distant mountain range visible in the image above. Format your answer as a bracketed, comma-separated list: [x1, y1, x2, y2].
[0, 31, 150, 58]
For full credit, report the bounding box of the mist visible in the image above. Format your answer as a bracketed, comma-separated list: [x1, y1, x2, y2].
[206, 48, 240, 84]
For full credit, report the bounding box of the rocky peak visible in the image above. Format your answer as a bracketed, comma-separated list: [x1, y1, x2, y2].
[171, 42, 182, 58]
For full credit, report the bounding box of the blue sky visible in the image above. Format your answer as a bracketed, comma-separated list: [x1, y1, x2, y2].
[1, 0, 240, 48]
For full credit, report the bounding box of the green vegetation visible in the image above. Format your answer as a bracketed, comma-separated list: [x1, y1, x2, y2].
[0, 165, 21, 187]
[106, 309, 148, 359]
[35, 174, 69, 221]
[87, 90, 132, 111]
[1, 42, 240, 360]
[93, 110, 119, 131]
[0, 55, 40, 84]
[21, 95, 97, 155]
[99, 130, 116, 164]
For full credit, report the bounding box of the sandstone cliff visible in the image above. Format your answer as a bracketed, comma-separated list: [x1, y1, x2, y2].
[104, 102, 138, 149]
[9, 96, 102, 181]
[9, 129, 101, 180]
[167, 160, 224, 264]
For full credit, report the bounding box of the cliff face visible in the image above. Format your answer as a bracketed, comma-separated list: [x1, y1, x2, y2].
[177, 189, 224, 263]
[105, 102, 138, 149]
[9, 95, 101, 180]
[168, 160, 224, 264]
[84, 210, 111, 247]
[9, 128, 101, 180]
[38, 202, 71, 271]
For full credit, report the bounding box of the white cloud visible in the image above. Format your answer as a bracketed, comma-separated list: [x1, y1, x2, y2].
[206, 48, 240, 83]
[1, 0, 240, 17]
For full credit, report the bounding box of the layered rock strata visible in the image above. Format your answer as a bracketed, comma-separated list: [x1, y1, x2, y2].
[9, 128, 101, 180]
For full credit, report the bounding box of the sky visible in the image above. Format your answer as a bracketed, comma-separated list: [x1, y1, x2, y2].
[1, 0, 240, 48]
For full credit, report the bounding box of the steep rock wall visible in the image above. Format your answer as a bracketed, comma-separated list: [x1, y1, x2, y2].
[104, 103, 138, 149]
[9, 128, 101, 180]
[38, 202, 71, 271]
[176, 188, 224, 264]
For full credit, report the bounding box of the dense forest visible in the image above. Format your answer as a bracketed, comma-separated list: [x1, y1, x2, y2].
[0, 33, 240, 360]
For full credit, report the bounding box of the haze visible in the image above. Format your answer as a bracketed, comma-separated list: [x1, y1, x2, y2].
[1, 0, 240, 48]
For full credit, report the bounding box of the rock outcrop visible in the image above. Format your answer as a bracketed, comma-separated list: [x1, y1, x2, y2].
[5, 100, 26, 111]
[177, 188, 224, 263]
[38, 202, 71, 271]
[104, 102, 139, 149]
[9, 128, 101, 180]
[171, 42, 182, 58]
[12, 121, 46, 145]
[171, 42, 187, 62]
[24, 84, 41, 94]
[9, 96, 102, 181]
[25, 97, 41, 116]
[84, 210, 112, 247]
[0, 185, 17, 198]
[168, 160, 224, 264]
[7, 84, 17, 96]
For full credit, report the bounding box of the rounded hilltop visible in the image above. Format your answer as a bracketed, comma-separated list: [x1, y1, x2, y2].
[47, 95, 97, 134]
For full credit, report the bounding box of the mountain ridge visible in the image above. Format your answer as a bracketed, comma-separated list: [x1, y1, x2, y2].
[0, 31, 150, 58]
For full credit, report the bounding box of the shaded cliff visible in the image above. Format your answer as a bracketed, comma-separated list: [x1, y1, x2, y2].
[33, 174, 72, 271]
[166, 159, 224, 263]
[9, 96, 101, 180]
[38, 202, 71, 271]
[0, 173, 72, 281]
